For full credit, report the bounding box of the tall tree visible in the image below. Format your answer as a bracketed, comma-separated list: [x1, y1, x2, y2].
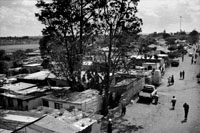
[0, 61, 9, 74]
[93, 0, 142, 115]
[188, 30, 199, 44]
[35, 0, 98, 91]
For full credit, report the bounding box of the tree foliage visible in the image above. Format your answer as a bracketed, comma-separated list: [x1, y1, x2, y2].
[36, 0, 142, 115]
[188, 30, 199, 44]
[0, 61, 9, 74]
[90, 0, 142, 114]
[36, 0, 99, 91]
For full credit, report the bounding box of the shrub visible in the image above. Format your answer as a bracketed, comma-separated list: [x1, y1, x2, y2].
[168, 45, 178, 51]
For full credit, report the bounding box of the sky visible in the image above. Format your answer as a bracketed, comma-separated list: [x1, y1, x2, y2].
[0, 0, 200, 36]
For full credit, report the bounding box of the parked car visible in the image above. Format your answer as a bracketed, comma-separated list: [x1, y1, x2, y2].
[139, 84, 157, 100]
[171, 59, 179, 67]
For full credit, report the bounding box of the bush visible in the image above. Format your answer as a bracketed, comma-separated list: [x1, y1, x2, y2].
[168, 52, 180, 59]
[0, 61, 9, 74]
[168, 45, 178, 51]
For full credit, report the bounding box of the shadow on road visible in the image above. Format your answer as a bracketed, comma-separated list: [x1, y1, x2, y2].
[181, 119, 187, 123]
[101, 116, 144, 132]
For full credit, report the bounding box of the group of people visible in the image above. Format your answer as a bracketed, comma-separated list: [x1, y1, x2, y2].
[180, 70, 185, 80]
[191, 47, 199, 64]
[191, 55, 197, 64]
[171, 96, 190, 120]
[168, 75, 174, 86]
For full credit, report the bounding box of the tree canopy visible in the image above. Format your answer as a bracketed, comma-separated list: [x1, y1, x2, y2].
[36, 0, 142, 115]
[36, 0, 100, 91]
[188, 30, 199, 44]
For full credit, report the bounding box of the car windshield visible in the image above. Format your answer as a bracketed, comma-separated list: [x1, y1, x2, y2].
[143, 88, 153, 93]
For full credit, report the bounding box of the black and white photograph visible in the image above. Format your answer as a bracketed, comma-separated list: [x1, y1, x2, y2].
[0, 0, 200, 132]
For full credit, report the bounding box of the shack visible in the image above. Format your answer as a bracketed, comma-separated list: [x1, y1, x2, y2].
[15, 110, 102, 133]
[0, 82, 51, 110]
[110, 77, 145, 107]
[42, 89, 102, 113]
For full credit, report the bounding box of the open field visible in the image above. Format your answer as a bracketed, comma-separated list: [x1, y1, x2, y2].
[0, 44, 39, 53]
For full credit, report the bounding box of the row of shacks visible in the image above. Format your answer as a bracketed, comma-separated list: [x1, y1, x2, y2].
[0, 47, 169, 133]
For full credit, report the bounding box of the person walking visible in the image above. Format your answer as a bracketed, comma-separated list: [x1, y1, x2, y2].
[182, 70, 185, 79]
[171, 96, 176, 110]
[180, 71, 182, 79]
[121, 104, 126, 116]
[191, 56, 194, 64]
[194, 58, 196, 64]
[171, 75, 174, 85]
[154, 93, 159, 105]
[183, 103, 189, 120]
[168, 76, 171, 86]
[182, 54, 184, 62]
[121, 102, 126, 116]
[107, 119, 112, 133]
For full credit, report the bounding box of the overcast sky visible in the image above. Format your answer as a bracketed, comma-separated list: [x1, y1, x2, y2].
[0, 0, 200, 36]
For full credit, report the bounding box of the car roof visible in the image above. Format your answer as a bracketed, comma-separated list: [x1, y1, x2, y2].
[144, 84, 155, 88]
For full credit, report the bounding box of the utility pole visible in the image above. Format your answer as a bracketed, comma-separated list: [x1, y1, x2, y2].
[180, 16, 182, 33]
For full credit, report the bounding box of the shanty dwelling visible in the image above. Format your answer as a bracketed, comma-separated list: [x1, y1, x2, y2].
[0, 74, 6, 80]
[42, 89, 103, 113]
[23, 63, 43, 73]
[142, 62, 160, 70]
[0, 82, 51, 110]
[109, 77, 145, 108]
[15, 109, 103, 133]
[0, 110, 42, 132]
[17, 70, 68, 87]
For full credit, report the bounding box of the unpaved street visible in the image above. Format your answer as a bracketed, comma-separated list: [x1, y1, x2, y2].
[110, 44, 200, 133]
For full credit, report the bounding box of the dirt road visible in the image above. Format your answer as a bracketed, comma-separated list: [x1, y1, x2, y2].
[110, 44, 200, 133]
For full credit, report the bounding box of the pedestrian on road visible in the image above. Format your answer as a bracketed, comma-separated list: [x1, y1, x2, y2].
[182, 70, 185, 79]
[121, 102, 126, 116]
[183, 103, 189, 120]
[182, 55, 184, 62]
[107, 119, 112, 133]
[171, 96, 176, 110]
[191, 56, 194, 64]
[194, 59, 196, 64]
[154, 93, 159, 105]
[195, 53, 198, 59]
[180, 71, 182, 79]
[121, 104, 126, 116]
[168, 76, 171, 86]
[171, 75, 174, 85]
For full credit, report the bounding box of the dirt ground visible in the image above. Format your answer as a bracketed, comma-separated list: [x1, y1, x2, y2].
[107, 44, 200, 133]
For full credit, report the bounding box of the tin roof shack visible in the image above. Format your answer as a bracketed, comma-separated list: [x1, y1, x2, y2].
[0, 74, 6, 80]
[17, 70, 68, 87]
[110, 77, 144, 107]
[23, 63, 42, 73]
[16, 110, 102, 133]
[116, 69, 153, 85]
[0, 74, 6, 87]
[142, 62, 160, 70]
[0, 82, 52, 110]
[131, 55, 165, 70]
[0, 110, 41, 132]
[17, 70, 53, 85]
[42, 89, 102, 113]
